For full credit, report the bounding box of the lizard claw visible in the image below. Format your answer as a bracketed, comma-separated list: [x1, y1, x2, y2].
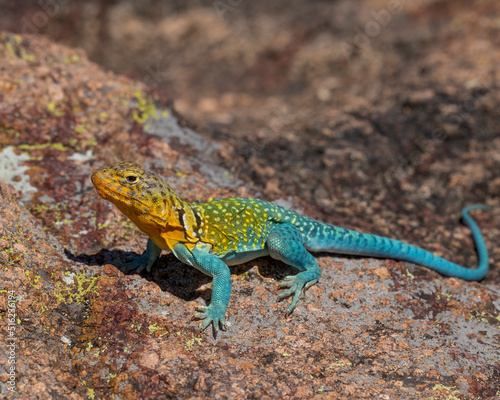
[116, 257, 147, 273]
[115, 252, 157, 274]
[115, 240, 161, 274]
[192, 304, 227, 334]
[278, 274, 319, 315]
[192, 305, 208, 321]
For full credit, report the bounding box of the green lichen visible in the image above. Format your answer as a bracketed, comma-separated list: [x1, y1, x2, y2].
[29, 202, 69, 227]
[92, 347, 103, 358]
[431, 384, 460, 400]
[1, 235, 20, 243]
[18, 142, 68, 151]
[145, 323, 169, 338]
[437, 291, 452, 302]
[88, 138, 97, 149]
[0, 127, 20, 138]
[238, 269, 251, 281]
[5, 36, 36, 62]
[63, 53, 80, 64]
[132, 90, 168, 124]
[326, 357, 352, 369]
[97, 222, 109, 230]
[148, 323, 162, 334]
[54, 271, 100, 305]
[123, 345, 132, 354]
[5, 41, 16, 58]
[120, 218, 138, 231]
[25, 270, 41, 287]
[74, 124, 89, 134]
[106, 372, 117, 384]
[1, 246, 21, 265]
[47, 102, 65, 117]
[185, 334, 202, 351]
[472, 310, 490, 323]
[129, 323, 144, 333]
[2, 247, 14, 255]
[19, 47, 35, 62]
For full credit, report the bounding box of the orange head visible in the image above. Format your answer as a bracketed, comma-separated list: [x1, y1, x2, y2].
[92, 161, 181, 231]
[92, 161, 203, 250]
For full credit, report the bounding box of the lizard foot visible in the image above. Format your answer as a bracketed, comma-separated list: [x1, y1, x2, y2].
[116, 253, 151, 274]
[192, 304, 227, 333]
[115, 239, 162, 274]
[278, 275, 319, 316]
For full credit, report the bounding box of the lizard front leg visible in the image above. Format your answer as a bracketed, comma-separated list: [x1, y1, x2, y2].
[172, 243, 232, 333]
[118, 238, 162, 274]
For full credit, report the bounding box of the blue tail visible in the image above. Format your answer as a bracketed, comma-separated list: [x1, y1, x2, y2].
[303, 205, 489, 281]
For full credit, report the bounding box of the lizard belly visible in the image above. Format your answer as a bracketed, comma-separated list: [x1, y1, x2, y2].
[221, 247, 270, 266]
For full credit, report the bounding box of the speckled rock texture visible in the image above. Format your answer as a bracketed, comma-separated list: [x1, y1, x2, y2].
[0, 29, 498, 400]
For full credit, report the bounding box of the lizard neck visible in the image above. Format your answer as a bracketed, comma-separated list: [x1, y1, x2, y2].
[156, 190, 203, 250]
[120, 187, 202, 251]
[164, 193, 201, 241]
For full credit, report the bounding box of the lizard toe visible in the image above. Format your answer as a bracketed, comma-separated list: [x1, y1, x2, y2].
[304, 279, 319, 290]
[279, 275, 297, 288]
[286, 287, 303, 314]
[278, 286, 297, 300]
[192, 312, 208, 320]
[199, 318, 213, 332]
[278, 273, 319, 314]
[194, 304, 227, 333]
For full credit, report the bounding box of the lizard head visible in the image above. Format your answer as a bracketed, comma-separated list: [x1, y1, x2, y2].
[91, 161, 180, 228]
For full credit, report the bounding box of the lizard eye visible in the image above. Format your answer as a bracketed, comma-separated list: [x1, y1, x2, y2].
[126, 175, 138, 183]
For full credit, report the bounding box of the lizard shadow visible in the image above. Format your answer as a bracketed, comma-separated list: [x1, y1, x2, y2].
[66, 248, 210, 302]
[66, 248, 298, 304]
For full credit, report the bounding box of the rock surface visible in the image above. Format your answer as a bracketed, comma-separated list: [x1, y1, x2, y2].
[0, 26, 498, 400]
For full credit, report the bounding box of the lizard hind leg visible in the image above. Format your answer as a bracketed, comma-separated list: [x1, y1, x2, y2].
[267, 223, 322, 315]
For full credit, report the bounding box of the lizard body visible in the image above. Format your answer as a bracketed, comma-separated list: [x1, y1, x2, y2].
[92, 161, 490, 332]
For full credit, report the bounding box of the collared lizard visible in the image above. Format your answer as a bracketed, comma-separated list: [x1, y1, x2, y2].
[91, 161, 490, 333]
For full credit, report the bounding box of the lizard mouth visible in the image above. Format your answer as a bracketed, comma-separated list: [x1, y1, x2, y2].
[91, 170, 116, 201]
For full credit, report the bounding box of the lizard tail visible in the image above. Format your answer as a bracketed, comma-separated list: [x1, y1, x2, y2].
[304, 205, 490, 281]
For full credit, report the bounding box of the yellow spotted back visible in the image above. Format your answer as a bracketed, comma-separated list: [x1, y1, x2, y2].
[192, 198, 276, 256]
